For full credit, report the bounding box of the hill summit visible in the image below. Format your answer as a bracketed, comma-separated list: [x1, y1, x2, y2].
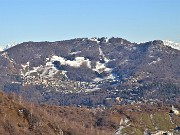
[0, 37, 180, 107]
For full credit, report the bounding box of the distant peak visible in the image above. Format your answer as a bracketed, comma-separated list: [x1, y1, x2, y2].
[3, 43, 19, 51]
[163, 40, 180, 51]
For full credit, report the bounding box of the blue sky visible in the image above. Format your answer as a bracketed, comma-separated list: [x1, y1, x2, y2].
[0, 0, 180, 47]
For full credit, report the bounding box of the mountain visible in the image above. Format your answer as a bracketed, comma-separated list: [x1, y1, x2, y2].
[0, 91, 179, 135]
[0, 37, 180, 107]
[163, 40, 180, 51]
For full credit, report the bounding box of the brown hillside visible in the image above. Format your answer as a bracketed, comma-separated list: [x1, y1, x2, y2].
[0, 91, 179, 135]
[0, 91, 113, 135]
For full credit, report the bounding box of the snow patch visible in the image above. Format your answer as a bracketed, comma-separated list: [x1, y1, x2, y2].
[105, 37, 109, 43]
[163, 40, 180, 51]
[21, 55, 92, 79]
[69, 51, 81, 55]
[148, 57, 161, 65]
[89, 37, 100, 43]
[93, 61, 112, 73]
[21, 62, 59, 78]
[98, 46, 109, 62]
[92, 45, 120, 81]
[51, 55, 91, 68]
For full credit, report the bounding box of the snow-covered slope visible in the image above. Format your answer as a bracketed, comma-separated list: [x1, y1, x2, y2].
[3, 43, 19, 51]
[163, 40, 180, 51]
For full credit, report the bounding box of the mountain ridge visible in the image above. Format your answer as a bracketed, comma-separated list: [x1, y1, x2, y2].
[0, 37, 180, 107]
[2, 38, 180, 52]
